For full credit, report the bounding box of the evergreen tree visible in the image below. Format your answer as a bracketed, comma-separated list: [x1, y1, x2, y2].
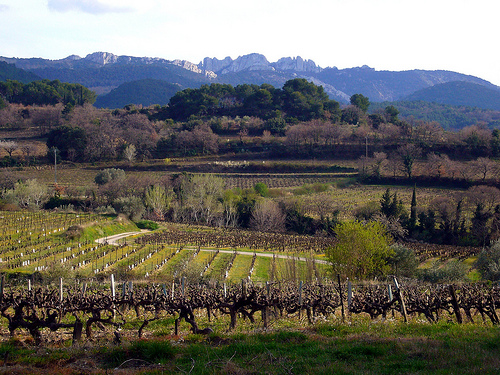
[409, 185, 417, 232]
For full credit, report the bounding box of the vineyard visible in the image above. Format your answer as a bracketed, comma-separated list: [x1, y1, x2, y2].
[1, 278, 500, 346]
[0, 210, 490, 338]
[0, 211, 336, 283]
[2, 212, 500, 374]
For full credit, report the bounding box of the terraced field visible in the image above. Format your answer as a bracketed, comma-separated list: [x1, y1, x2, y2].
[0, 211, 330, 284]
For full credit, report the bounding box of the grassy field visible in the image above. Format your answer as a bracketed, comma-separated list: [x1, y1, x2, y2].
[1, 317, 499, 374]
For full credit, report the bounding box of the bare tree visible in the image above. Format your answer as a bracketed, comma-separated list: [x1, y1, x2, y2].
[466, 185, 500, 213]
[176, 124, 218, 155]
[307, 193, 339, 222]
[426, 153, 448, 178]
[473, 157, 498, 181]
[20, 143, 38, 162]
[123, 144, 136, 164]
[250, 199, 286, 233]
[6, 179, 48, 208]
[0, 140, 19, 157]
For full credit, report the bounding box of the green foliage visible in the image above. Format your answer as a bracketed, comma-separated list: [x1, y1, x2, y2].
[405, 81, 500, 111]
[326, 221, 393, 280]
[380, 188, 405, 219]
[369, 100, 500, 130]
[387, 244, 418, 277]
[46, 126, 87, 160]
[475, 239, 500, 281]
[385, 105, 399, 122]
[163, 79, 340, 122]
[417, 260, 468, 283]
[94, 79, 180, 108]
[94, 168, 126, 185]
[0, 61, 40, 83]
[112, 196, 145, 221]
[136, 220, 160, 230]
[105, 339, 176, 367]
[282, 78, 339, 121]
[254, 182, 269, 197]
[341, 105, 363, 124]
[0, 79, 96, 106]
[350, 93, 370, 112]
[293, 182, 330, 196]
[264, 112, 287, 135]
[144, 184, 172, 219]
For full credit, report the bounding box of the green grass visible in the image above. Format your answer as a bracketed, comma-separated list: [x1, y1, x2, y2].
[252, 256, 271, 283]
[1, 312, 500, 374]
[75, 217, 139, 242]
[97, 322, 500, 374]
[227, 253, 252, 281]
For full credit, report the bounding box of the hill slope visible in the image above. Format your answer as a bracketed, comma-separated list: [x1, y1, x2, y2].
[369, 100, 500, 130]
[94, 79, 181, 108]
[0, 61, 40, 83]
[404, 81, 500, 111]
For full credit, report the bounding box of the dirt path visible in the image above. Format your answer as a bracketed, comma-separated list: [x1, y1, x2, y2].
[94, 230, 147, 245]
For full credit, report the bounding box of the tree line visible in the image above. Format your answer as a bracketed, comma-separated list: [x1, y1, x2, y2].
[3, 78, 500, 166]
[0, 79, 96, 107]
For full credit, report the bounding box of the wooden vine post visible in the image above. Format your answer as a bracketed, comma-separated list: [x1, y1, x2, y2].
[110, 274, 116, 320]
[0, 275, 4, 302]
[298, 280, 303, 319]
[347, 279, 352, 316]
[388, 284, 395, 318]
[337, 275, 345, 323]
[59, 278, 64, 303]
[448, 284, 463, 324]
[393, 277, 408, 323]
[263, 281, 270, 329]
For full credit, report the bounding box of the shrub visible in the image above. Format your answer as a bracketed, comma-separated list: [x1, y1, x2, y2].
[94, 168, 126, 185]
[254, 182, 269, 197]
[354, 201, 380, 220]
[417, 260, 468, 283]
[475, 240, 500, 281]
[326, 221, 393, 280]
[95, 205, 117, 215]
[387, 244, 418, 278]
[65, 225, 84, 240]
[136, 220, 159, 230]
[113, 196, 145, 221]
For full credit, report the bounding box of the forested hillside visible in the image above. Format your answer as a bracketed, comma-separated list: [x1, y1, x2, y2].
[369, 101, 500, 130]
[0, 61, 40, 83]
[404, 81, 500, 111]
[94, 79, 181, 108]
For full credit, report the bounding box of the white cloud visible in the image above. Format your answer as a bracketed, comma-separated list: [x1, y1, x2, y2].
[47, 0, 134, 14]
[0, 4, 9, 11]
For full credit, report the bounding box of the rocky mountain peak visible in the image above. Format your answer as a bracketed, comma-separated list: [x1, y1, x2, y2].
[198, 53, 323, 75]
[199, 53, 274, 74]
[172, 59, 217, 79]
[273, 56, 322, 73]
[84, 52, 118, 65]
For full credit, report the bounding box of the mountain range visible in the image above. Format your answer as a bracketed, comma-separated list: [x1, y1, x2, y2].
[1, 52, 500, 111]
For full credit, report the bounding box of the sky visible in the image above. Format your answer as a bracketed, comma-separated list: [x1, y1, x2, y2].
[1, 0, 499, 86]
